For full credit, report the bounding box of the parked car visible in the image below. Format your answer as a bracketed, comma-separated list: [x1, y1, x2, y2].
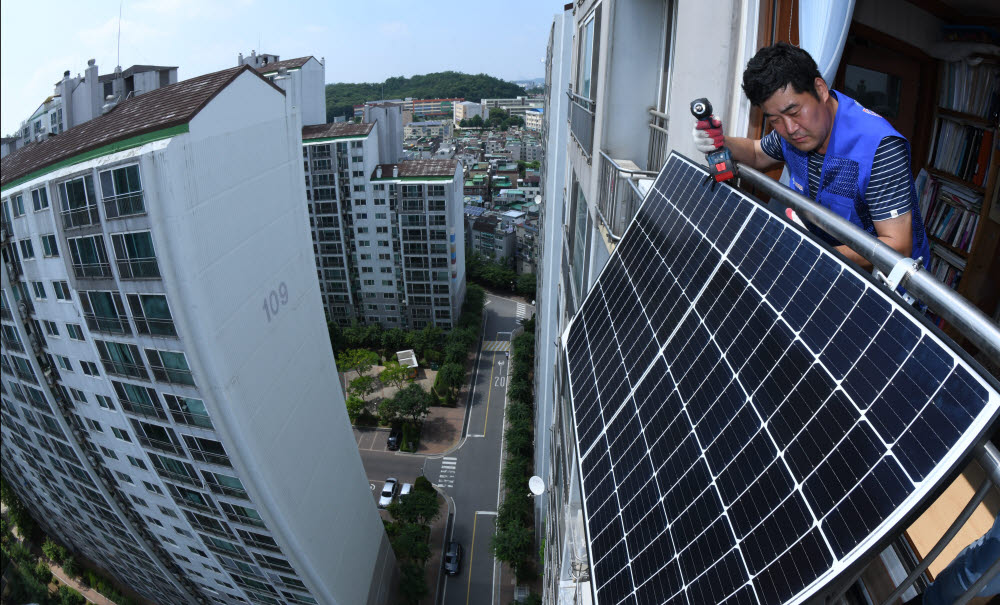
[399, 483, 412, 498]
[443, 541, 463, 575]
[378, 478, 398, 508]
[387, 426, 402, 451]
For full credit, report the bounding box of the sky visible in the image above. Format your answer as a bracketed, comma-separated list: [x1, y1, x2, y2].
[0, 0, 556, 136]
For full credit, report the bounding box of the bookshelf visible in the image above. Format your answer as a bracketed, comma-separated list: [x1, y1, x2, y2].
[922, 58, 1000, 338]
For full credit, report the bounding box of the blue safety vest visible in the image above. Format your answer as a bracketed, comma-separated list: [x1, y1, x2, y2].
[780, 91, 930, 267]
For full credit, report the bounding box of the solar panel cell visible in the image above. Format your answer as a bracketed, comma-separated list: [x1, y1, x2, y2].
[566, 153, 999, 605]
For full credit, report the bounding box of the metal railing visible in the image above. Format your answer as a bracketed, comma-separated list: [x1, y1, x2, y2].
[647, 109, 669, 172]
[83, 313, 132, 335]
[597, 151, 658, 240]
[115, 257, 160, 279]
[568, 92, 596, 158]
[103, 191, 145, 219]
[60, 205, 100, 230]
[72, 261, 113, 279]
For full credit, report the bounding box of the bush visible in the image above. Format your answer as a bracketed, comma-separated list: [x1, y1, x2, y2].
[63, 555, 80, 577]
[401, 423, 420, 452]
[43, 537, 68, 564]
[414, 475, 435, 494]
[34, 558, 53, 584]
[59, 585, 87, 605]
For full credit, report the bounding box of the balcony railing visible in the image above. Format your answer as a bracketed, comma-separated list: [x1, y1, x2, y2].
[84, 313, 132, 336]
[568, 92, 596, 159]
[103, 191, 145, 219]
[120, 398, 168, 421]
[597, 151, 657, 240]
[115, 258, 160, 280]
[73, 262, 113, 279]
[61, 205, 100, 230]
[647, 108, 669, 172]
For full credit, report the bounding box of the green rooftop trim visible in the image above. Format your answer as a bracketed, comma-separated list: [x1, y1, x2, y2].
[2, 123, 189, 194]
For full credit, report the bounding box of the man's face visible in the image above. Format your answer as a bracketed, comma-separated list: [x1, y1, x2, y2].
[761, 78, 835, 153]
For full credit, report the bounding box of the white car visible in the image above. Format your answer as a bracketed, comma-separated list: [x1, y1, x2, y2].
[379, 478, 398, 508]
[399, 483, 412, 498]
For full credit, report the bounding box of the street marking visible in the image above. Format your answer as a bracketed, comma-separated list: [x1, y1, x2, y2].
[466, 513, 479, 605]
[482, 340, 511, 352]
[437, 457, 458, 487]
[467, 434, 485, 438]
[476, 511, 498, 515]
[484, 354, 497, 435]
[516, 303, 526, 318]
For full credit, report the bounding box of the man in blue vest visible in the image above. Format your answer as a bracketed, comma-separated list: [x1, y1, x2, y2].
[692, 42, 930, 273]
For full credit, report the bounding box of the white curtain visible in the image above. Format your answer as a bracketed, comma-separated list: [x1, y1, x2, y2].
[799, 0, 856, 84]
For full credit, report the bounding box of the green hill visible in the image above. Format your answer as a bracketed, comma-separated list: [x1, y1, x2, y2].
[325, 71, 527, 120]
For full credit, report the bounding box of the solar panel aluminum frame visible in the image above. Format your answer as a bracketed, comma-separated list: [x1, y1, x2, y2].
[563, 151, 1000, 605]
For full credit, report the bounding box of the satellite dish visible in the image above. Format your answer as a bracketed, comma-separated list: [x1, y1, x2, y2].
[528, 475, 545, 496]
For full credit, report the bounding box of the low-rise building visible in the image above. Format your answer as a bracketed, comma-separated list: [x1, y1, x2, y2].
[404, 120, 453, 139]
[454, 100, 484, 125]
[524, 108, 544, 131]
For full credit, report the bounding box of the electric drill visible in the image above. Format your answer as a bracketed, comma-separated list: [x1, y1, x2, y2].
[690, 98, 736, 183]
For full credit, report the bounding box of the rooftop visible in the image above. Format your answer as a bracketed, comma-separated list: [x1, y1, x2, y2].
[2, 65, 280, 189]
[97, 64, 177, 83]
[372, 159, 459, 180]
[302, 122, 374, 140]
[254, 56, 314, 75]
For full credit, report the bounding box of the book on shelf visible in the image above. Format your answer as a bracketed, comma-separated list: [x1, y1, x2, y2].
[939, 60, 999, 121]
[931, 118, 994, 185]
[928, 242, 965, 290]
[916, 169, 982, 254]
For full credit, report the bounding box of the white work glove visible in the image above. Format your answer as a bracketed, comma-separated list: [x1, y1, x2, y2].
[692, 117, 724, 154]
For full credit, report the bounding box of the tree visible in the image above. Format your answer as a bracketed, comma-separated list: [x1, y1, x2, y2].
[491, 518, 534, 578]
[435, 362, 465, 401]
[379, 361, 412, 391]
[34, 559, 53, 585]
[398, 561, 429, 605]
[393, 384, 432, 426]
[388, 488, 440, 525]
[393, 523, 431, 563]
[43, 537, 67, 564]
[381, 327, 408, 358]
[469, 114, 485, 128]
[327, 321, 346, 356]
[377, 397, 402, 426]
[345, 395, 366, 424]
[63, 556, 80, 577]
[410, 324, 443, 360]
[338, 348, 379, 377]
[349, 375, 379, 402]
[516, 273, 536, 298]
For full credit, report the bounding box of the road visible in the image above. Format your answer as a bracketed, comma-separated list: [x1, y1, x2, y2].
[428, 293, 530, 605]
[355, 292, 532, 604]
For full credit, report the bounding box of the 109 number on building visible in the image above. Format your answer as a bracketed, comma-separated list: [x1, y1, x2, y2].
[262, 282, 289, 323]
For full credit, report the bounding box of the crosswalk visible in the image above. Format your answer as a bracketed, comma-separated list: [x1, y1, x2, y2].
[437, 456, 457, 488]
[482, 340, 511, 352]
[516, 303, 526, 319]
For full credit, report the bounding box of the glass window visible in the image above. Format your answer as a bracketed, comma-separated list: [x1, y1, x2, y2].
[164, 394, 212, 429]
[58, 175, 99, 229]
[80, 291, 131, 335]
[19, 239, 35, 259]
[53, 281, 70, 301]
[578, 10, 598, 99]
[12, 194, 25, 217]
[68, 235, 112, 279]
[31, 188, 49, 212]
[145, 349, 194, 386]
[95, 340, 148, 380]
[112, 380, 165, 420]
[41, 234, 58, 257]
[571, 181, 590, 303]
[111, 231, 160, 279]
[99, 164, 144, 218]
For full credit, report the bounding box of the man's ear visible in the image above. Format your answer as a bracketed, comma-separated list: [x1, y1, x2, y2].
[814, 77, 830, 102]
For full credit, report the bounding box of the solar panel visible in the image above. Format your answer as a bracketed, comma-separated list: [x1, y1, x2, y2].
[564, 151, 1000, 605]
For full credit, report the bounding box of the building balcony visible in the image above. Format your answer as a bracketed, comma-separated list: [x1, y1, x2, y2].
[568, 92, 595, 159]
[647, 109, 669, 173]
[84, 313, 132, 336]
[61, 205, 101, 230]
[115, 258, 160, 280]
[597, 151, 657, 241]
[72, 262, 113, 280]
[103, 192, 146, 219]
[120, 398, 168, 421]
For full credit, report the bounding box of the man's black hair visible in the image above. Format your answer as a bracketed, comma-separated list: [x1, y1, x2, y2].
[742, 42, 822, 107]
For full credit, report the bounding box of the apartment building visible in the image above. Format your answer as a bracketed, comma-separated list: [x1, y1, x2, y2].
[303, 123, 465, 330]
[241, 53, 327, 127]
[525, 108, 544, 132]
[454, 100, 485, 126]
[403, 120, 453, 140]
[481, 96, 545, 118]
[1, 64, 395, 605]
[7, 60, 178, 152]
[537, 1, 1000, 604]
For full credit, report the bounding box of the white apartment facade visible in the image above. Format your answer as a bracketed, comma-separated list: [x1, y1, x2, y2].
[1, 65, 395, 605]
[303, 123, 465, 330]
[525, 108, 544, 132]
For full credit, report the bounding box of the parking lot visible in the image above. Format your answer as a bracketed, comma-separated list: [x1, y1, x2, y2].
[354, 426, 391, 451]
